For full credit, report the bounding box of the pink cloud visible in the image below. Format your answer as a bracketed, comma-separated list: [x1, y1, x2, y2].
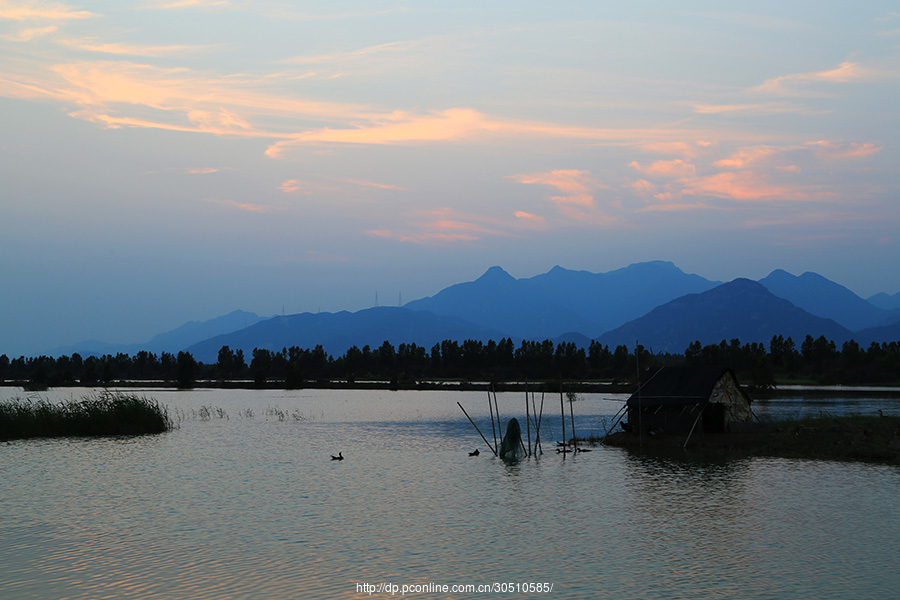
[203, 198, 274, 213]
[754, 61, 873, 95]
[60, 39, 210, 57]
[513, 210, 545, 224]
[713, 146, 779, 169]
[368, 207, 522, 245]
[640, 201, 710, 212]
[806, 140, 882, 160]
[679, 170, 832, 202]
[344, 179, 405, 191]
[692, 102, 811, 115]
[509, 169, 617, 224]
[629, 179, 656, 195]
[509, 169, 600, 195]
[628, 159, 696, 178]
[2, 25, 57, 41]
[279, 177, 404, 196]
[0, 2, 94, 21]
[369, 229, 480, 244]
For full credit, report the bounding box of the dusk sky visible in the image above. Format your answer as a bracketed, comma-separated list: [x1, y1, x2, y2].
[2, 1, 899, 356]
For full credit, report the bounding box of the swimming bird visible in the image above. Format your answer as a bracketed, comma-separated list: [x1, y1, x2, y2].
[468, 449, 480, 456]
[331, 452, 344, 460]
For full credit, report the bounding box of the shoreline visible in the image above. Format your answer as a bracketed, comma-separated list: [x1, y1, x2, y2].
[601, 414, 900, 465]
[5, 379, 900, 395]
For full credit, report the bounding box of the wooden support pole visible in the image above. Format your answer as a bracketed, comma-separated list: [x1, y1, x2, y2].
[458, 402, 497, 456]
[487, 390, 498, 454]
[559, 385, 567, 452]
[525, 389, 532, 457]
[532, 391, 543, 455]
[568, 390, 578, 453]
[683, 405, 704, 449]
[603, 403, 628, 442]
[492, 385, 501, 435]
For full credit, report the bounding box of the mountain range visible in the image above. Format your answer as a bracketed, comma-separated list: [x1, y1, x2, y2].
[35, 262, 900, 362]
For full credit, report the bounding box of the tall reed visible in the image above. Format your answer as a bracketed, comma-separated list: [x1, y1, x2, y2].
[0, 391, 172, 439]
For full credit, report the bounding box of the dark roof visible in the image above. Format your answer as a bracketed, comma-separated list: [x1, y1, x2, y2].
[627, 366, 743, 408]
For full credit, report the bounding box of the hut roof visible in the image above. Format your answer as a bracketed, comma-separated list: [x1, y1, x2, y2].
[627, 366, 745, 408]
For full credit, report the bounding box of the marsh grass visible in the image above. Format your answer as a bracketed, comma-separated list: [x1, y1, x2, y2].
[0, 391, 173, 440]
[604, 413, 900, 465]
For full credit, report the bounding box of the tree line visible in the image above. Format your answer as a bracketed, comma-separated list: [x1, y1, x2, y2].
[2, 335, 899, 390]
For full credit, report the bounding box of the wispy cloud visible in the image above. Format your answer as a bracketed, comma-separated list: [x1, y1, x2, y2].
[629, 159, 696, 178]
[203, 198, 277, 213]
[713, 146, 779, 169]
[806, 140, 882, 160]
[679, 170, 833, 203]
[279, 177, 404, 197]
[283, 40, 421, 66]
[0, 1, 94, 21]
[60, 38, 216, 57]
[754, 61, 873, 95]
[368, 208, 512, 245]
[692, 102, 816, 115]
[509, 169, 617, 225]
[1, 24, 56, 40]
[145, 0, 232, 9]
[0, 60, 376, 141]
[513, 211, 547, 227]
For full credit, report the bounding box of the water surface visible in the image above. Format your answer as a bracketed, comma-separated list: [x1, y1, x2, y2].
[2, 388, 899, 599]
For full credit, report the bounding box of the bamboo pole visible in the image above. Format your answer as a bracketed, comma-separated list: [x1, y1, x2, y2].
[492, 385, 501, 434]
[525, 389, 532, 456]
[531, 391, 543, 455]
[559, 384, 567, 453]
[636, 340, 643, 449]
[487, 390, 498, 454]
[603, 403, 628, 442]
[458, 402, 497, 456]
[568, 390, 578, 453]
[683, 404, 704, 449]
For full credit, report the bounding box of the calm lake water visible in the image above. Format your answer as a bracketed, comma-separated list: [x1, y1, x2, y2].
[2, 386, 900, 600]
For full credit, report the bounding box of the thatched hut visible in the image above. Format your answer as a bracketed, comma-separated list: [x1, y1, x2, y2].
[626, 366, 753, 436]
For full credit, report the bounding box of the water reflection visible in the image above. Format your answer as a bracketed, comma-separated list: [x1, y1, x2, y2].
[2, 387, 900, 600]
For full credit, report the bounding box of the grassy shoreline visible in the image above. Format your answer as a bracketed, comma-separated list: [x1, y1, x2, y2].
[6, 379, 900, 395]
[0, 391, 173, 440]
[602, 414, 900, 465]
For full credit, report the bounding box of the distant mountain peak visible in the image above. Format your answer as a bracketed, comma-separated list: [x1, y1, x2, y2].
[627, 260, 677, 269]
[476, 266, 515, 283]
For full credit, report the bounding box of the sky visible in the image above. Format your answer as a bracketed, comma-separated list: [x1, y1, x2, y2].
[1, 1, 899, 357]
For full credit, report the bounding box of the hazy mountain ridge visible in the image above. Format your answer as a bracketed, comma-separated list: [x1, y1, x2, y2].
[34, 262, 900, 360]
[597, 279, 854, 353]
[186, 307, 508, 364]
[759, 269, 895, 331]
[43, 310, 265, 358]
[404, 260, 721, 337]
[868, 291, 900, 312]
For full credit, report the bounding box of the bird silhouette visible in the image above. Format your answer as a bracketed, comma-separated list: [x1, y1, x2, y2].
[331, 452, 344, 460]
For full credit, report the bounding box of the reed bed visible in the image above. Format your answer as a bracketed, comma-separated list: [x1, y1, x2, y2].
[604, 413, 900, 464]
[0, 391, 173, 440]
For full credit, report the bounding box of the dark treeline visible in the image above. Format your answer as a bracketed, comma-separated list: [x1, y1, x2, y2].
[2, 334, 899, 390]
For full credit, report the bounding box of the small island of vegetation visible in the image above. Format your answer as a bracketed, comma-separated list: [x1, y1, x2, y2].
[0, 391, 173, 440]
[602, 413, 900, 465]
